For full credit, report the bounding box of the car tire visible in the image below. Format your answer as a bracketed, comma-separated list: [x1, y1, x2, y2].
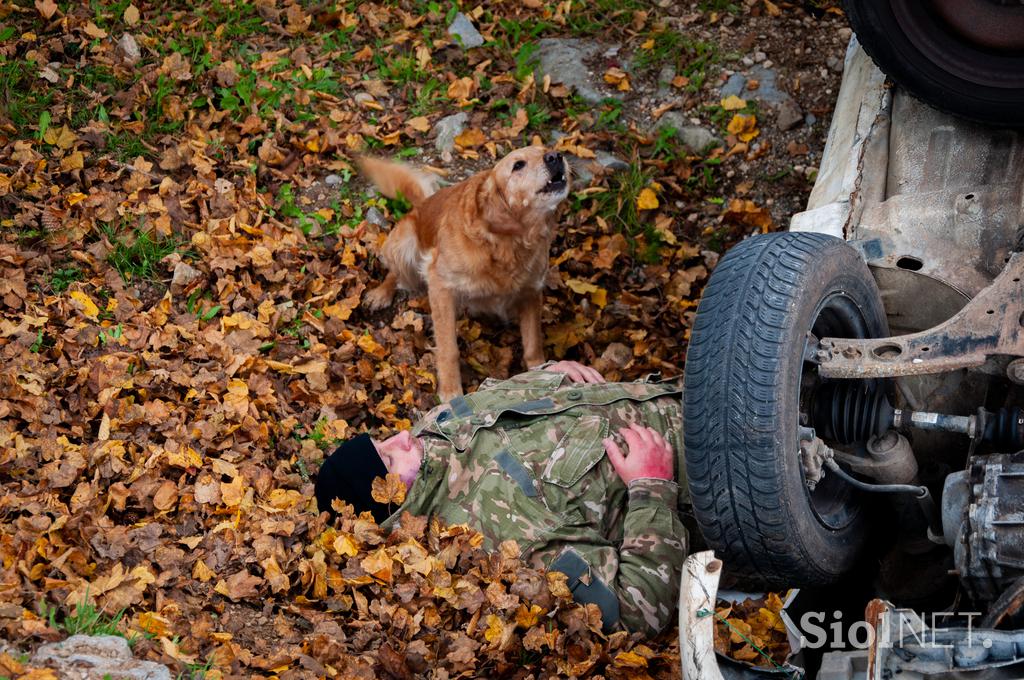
[683, 232, 889, 588]
[844, 0, 1024, 128]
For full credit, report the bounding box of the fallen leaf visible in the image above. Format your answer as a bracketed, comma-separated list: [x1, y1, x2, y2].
[721, 95, 747, 111]
[371, 473, 406, 505]
[637, 187, 660, 210]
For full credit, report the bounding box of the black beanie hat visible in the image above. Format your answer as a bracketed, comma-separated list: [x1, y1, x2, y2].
[314, 433, 392, 522]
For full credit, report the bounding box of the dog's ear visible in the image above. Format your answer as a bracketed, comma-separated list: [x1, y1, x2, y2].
[479, 172, 523, 236]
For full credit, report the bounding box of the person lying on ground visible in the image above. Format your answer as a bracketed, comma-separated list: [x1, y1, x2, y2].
[314, 360, 687, 637]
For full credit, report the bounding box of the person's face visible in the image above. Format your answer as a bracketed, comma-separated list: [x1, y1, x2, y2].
[374, 430, 423, 489]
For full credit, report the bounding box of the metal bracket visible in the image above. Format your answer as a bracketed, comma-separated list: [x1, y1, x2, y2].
[817, 253, 1024, 379]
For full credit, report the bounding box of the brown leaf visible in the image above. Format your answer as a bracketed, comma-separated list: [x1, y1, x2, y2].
[371, 473, 407, 505]
[34, 0, 58, 19]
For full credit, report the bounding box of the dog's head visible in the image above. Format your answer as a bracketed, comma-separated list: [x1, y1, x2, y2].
[488, 146, 570, 214]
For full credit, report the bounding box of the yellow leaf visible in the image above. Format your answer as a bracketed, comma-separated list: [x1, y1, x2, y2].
[721, 94, 747, 110]
[454, 128, 486, 148]
[515, 604, 544, 629]
[565, 278, 598, 295]
[637, 187, 660, 210]
[447, 76, 476, 101]
[603, 67, 630, 92]
[613, 651, 649, 669]
[69, 290, 99, 320]
[726, 113, 760, 142]
[83, 21, 107, 39]
[123, 4, 140, 25]
[640, 38, 655, 49]
[371, 473, 407, 505]
[357, 332, 388, 358]
[546, 571, 572, 598]
[138, 611, 169, 636]
[65, 192, 88, 206]
[333, 532, 360, 557]
[360, 547, 393, 583]
[484, 614, 505, 642]
[60, 150, 84, 172]
[764, 0, 782, 16]
[589, 287, 607, 308]
[192, 559, 215, 582]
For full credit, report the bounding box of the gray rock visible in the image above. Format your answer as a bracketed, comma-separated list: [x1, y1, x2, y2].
[117, 34, 141, 65]
[721, 65, 791, 107]
[537, 38, 619, 105]
[324, 174, 343, 186]
[31, 635, 172, 680]
[569, 159, 594, 185]
[432, 112, 468, 153]
[595, 150, 629, 172]
[365, 206, 387, 227]
[657, 112, 721, 152]
[447, 13, 483, 49]
[171, 260, 202, 292]
[776, 99, 804, 131]
[657, 64, 676, 94]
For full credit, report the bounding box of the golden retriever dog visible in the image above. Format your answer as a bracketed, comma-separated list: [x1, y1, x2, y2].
[358, 146, 570, 401]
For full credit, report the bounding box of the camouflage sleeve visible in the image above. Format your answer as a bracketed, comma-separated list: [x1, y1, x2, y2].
[616, 477, 687, 636]
[477, 364, 569, 391]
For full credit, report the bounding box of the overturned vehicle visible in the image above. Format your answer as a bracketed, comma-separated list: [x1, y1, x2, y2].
[681, 7, 1024, 679]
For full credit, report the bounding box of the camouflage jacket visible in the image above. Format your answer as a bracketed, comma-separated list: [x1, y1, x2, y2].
[382, 368, 686, 636]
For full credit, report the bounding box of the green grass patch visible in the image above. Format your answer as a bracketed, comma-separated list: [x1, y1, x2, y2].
[39, 596, 133, 642]
[104, 224, 180, 282]
[0, 58, 53, 132]
[49, 266, 84, 293]
[578, 161, 665, 263]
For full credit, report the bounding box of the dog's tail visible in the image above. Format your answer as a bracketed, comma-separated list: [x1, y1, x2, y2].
[357, 156, 439, 208]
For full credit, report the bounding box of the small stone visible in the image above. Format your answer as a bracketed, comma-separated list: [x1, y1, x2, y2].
[753, 50, 767, 63]
[658, 111, 721, 152]
[838, 27, 853, 42]
[117, 33, 141, 65]
[365, 207, 387, 227]
[447, 12, 483, 49]
[805, 113, 818, 126]
[657, 65, 676, 93]
[776, 99, 804, 131]
[595, 150, 629, 172]
[432, 112, 468, 153]
[826, 55, 843, 73]
[741, 56, 754, 67]
[762, 59, 773, 68]
[32, 635, 173, 680]
[324, 174, 343, 186]
[171, 261, 202, 292]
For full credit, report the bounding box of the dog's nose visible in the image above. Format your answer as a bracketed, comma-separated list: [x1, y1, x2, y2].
[544, 151, 563, 167]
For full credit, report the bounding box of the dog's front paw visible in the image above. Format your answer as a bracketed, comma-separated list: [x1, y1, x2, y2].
[438, 387, 464, 404]
[364, 284, 395, 311]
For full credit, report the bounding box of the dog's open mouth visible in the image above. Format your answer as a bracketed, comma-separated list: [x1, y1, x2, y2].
[539, 168, 567, 194]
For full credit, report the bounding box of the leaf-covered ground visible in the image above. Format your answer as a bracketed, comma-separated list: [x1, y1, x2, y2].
[0, 0, 846, 677]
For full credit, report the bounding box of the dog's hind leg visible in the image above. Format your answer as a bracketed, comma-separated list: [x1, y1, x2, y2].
[364, 272, 398, 310]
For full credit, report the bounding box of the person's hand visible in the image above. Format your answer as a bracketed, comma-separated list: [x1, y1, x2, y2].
[603, 424, 673, 485]
[543, 360, 605, 384]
